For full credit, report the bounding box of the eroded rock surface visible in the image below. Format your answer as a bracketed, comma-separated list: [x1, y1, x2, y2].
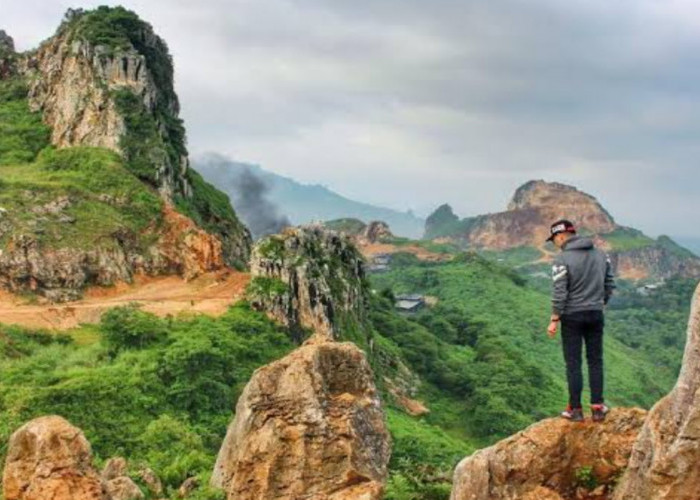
[450, 408, 647, 500]
[248, 225, 369, 340]
[2, 415, 107, 500]
[211, 340, 391, 500]
[612, 283, 700, 500]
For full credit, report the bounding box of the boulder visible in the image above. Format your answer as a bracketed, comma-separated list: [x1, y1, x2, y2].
[104, 476, 144, 500]
[211, 339, 391, 500]
[450, 408, 647, 500]
[612, 282, 700, 500]
[2, 415, 107, 500]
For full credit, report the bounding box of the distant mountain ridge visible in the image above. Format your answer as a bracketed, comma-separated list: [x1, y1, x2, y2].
[425, 180, 700, 281]
[193, 154, 425, 239]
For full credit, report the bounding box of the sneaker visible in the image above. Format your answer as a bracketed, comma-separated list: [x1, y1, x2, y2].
[591, 404, 610, 422]
[561, 405, 584, 422]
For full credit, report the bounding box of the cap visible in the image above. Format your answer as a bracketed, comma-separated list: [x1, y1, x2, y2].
[546, 219, 576, 242]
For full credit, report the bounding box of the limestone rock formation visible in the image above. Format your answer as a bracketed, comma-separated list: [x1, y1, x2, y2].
[248, 225, 369, 340]
[20, 8, 189, 199]
[360, 221, 393, 244]
[450, 408, 647, 500]
[612, 282, 700, 500]
[211, 339, 391, 500]
[2, 415, 107, 500]
[0, 30, 16, 78]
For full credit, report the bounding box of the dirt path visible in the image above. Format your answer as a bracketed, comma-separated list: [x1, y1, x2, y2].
[0, 270, 251, 330]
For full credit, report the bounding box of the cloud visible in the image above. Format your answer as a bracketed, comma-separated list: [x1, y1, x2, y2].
[3, 0, 699, 236]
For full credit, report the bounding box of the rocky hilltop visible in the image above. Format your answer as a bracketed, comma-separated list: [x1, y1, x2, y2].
[425, 180, 700, 280]
[0, 7, 251, 301]
[248, 225, 369, 341]
[22, 7, 188, 199]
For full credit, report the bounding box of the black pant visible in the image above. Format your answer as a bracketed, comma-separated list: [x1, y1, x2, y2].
[561, 310, 604, 408]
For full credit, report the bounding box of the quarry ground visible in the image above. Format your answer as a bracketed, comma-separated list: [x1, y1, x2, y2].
[0, 270, 250, 330]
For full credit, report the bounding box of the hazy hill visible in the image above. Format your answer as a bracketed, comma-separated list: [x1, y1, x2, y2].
[193, 153, 425, 239]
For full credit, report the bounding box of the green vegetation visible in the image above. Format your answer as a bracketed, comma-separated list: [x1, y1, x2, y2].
[600, 227, 655, 251]
[246, 276, 289, 299]
[0, 78, 51, 165]
[0, 304, 293, 498]
[656, 235, 697, 258]
[479, 245, 544, 267]
[574, 465, 598, 490]
[323, 217, 367, 235]
[0, 147, 163, 250]
[370, 251, 681, 427]
[606, 278, 696, 375]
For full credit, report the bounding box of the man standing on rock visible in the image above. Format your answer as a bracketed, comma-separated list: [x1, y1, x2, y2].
[546, 219, 616, 422]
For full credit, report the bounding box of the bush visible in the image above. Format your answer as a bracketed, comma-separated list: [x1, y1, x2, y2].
[101, 304, 169, 353]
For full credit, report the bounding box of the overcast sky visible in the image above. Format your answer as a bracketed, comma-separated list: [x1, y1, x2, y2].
[4, 0, 700, 237]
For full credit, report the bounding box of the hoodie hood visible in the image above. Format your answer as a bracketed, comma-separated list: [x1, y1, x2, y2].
[563, 235, 594, 251]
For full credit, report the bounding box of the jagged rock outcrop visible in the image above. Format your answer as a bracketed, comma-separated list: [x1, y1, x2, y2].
[211, 339, 391, 500]
[2, 415, 108, 500]
[612, 283, 700, 500]
[450, 408, 647, 500]
[322, 219, 393, 245]
[248, 225, 369, 340]
[360, 221, 393, 244]
[0, 30, 16, 78]
[19, 8, 189, 199]
[0, 203, 226, 302]
[424, 203, 460, 240]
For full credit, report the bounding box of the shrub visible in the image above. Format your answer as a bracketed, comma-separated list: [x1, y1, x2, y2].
[100, 304, 169, 353]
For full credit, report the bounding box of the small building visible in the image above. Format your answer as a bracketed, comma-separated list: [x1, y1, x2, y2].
[367, 253, 392, 273]
[367, 263, 389, 273]
[373, 253, 392, 265]
[394, 294, 425, 313]
[637, 282, 664, 296]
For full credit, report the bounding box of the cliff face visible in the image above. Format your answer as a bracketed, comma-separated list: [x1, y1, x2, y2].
[20, 7, 188, 199]
[248, 225, 369, 341]
[612, 282, 700, 500]
[425, 180, 700, 280]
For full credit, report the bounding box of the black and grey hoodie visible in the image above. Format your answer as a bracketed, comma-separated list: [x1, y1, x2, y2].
[551, 235, 616, 316]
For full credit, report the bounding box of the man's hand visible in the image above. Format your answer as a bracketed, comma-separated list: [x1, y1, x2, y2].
[547, 314, 560, 338]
